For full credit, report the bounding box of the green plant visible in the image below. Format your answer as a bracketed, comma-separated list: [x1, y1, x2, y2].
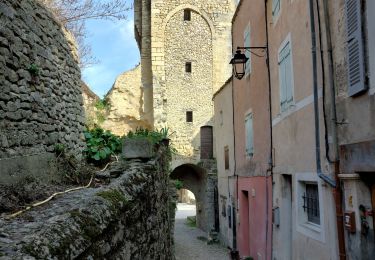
[125, 127, 164, 144]
[84, 127, 122, 164]
[96, 111, 106, 124]
[174, 179, 183, 190]
[54, 143, 65, 156]
[27, 64, 40, 76]
[159, 127, 175, 139]
[94, 99, 109, 110]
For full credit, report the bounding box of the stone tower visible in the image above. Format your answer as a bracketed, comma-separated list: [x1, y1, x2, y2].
[134, 0, 235, 169]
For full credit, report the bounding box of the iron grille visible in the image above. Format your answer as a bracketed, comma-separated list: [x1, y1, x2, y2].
[302, 184, 320, 225]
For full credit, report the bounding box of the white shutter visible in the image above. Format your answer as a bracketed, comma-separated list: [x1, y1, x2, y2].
[245, 114, 254, 156]
[244, 26, 251, 75]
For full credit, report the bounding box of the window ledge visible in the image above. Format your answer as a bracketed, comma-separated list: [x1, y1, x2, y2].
[301, 222, 321, 233]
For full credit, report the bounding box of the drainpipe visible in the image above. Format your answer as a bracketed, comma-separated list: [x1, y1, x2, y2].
[231, 10, 239, 255]
[311, 0, 346, 259]
[308, 0, 336, 188]
[317, 0, 347, 258]
[264, 1, 273, 260]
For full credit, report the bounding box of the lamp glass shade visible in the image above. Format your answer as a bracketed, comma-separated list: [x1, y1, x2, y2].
[230, 50, 249, 80]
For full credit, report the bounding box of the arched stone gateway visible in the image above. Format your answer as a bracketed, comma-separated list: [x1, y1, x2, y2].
[170, 161, 218, 232]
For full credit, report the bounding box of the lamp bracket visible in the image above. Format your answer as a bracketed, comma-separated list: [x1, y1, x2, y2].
[237, 46, 268, 50]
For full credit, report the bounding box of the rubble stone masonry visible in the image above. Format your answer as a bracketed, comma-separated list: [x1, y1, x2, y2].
[0, 0, 85, 183]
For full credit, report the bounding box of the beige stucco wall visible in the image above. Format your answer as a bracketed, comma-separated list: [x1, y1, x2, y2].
[268, 0, 338, 259]
[213, 78, 235, 247]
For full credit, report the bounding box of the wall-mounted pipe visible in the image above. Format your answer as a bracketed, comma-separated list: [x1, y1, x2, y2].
[317, 0, 346, 258]
[308, 0, 336, 188]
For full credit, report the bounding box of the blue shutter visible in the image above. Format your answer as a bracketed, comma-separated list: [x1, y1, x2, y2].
[244, 26, 251, 75]
[279, 42, 292, 110]
[285, 48, 293, 104]
[245, 114, 254, 156]
[272, 0, 281, 17]
[346, 0, 367, 96]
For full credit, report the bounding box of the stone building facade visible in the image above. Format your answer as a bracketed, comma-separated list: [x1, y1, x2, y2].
[134, 0, 235, 167]
[133, 0, 235, 232]
[0, 0, 85, 184]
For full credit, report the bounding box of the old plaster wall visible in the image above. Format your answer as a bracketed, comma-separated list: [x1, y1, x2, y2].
[213, 78, 235, 247]
[327, 1, 375, 259]
[0, 0, 85, 184]
[0, 154, 176, 259]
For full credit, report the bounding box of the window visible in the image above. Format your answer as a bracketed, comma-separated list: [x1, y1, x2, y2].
[272, 0, 281, 18]
[278, 39, 293, 111]
[185, 62, 192, 73]
[303, 183, 320, 225]
[224, 146, 229, 170]
[245, 113, 254, 157]
[219, 110, 223, 126]
[184, 9, 191, 21]
[244, 25, 251, 76]
[221, 196, 227, 217]
[186, 111, 193, 122]
[296, 174, 324, 241]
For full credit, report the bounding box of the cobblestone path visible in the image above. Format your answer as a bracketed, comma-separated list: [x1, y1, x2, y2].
[174, 204, 229, 260]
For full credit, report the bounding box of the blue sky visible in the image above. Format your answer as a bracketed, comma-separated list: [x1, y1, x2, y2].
[81, 9, 139, 98]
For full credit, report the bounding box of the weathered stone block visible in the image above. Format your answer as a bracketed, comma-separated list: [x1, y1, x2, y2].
[122, 139, 154, 159]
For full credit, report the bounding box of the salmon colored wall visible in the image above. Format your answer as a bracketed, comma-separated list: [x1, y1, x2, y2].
[237, 176, 272, 260]
[232, 0, 270, 177]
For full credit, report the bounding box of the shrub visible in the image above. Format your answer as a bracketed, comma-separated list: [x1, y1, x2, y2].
[84, 127, 122, 165]
[174, 179, 183, 190]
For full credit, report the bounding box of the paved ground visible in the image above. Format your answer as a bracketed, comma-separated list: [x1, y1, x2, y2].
[174, 203, 229, 260]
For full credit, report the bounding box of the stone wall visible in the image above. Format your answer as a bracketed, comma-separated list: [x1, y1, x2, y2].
[0, 152, 176, 259]
[81, 81, 100, 128]
[134, 0, 235, 164]
[101, 64, 150, 136]
[0, 0, 85, 183]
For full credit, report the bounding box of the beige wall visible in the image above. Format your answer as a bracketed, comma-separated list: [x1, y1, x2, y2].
[213, 78, 235, 247]
[267, 0, 338, 259]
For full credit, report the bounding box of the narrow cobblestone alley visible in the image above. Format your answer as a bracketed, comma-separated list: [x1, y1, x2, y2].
[174, 204, 229, 260]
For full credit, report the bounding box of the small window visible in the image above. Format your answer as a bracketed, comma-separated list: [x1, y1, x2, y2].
[221, 196, 227, 217]
[186, 111, 193, 122]
[302, 183, 320, 225]
[185, 62, 192, 73]
[224, 146, 229, 170]
[184, 9, 191, 21]
[219, 110, 223, 126]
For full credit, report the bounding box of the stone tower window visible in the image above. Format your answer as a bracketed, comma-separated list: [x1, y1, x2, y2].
[184, 9, 191, 21]
[186, 111, 193, 122]
[185, 62, 192, 73]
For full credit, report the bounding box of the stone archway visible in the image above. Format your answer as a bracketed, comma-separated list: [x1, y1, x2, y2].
[170, 163, 217, 232]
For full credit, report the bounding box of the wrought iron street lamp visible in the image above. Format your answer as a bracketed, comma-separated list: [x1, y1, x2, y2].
[230, 47, 268, 80]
